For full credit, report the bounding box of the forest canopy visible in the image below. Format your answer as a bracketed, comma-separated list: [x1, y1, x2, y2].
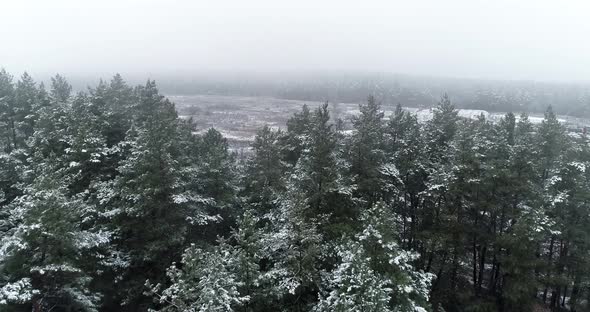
[0, 70, 589, 312]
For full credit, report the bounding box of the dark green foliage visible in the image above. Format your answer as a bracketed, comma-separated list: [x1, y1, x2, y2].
[348, 95, 387, 203]
[50, 74, 72, 104]
[1, 70, 589, 312]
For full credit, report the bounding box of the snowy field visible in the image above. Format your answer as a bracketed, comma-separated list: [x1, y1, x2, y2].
[170, 94, 590, 147]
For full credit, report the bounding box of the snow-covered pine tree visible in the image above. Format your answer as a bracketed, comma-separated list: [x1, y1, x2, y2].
[316, 203, 433, 312]
[293, 103, 355, 237]
[98, 81, 217, 309]
[13, 72, 37, 147]
[242, 125, 285, 219]
[259, 183, 323, 311]
[424, 94, 458, 165]
[0, 70, 17, 153]
[192, 128, 238, 239]
[281, 104, 312, 167]
[147, 241, 248, 312]
[148, 210, 264, 312]
[0, 170, 107, 311]
[384, 103, 427, 249]
[347, 95, 386, 203]
[49, 74, 72, 105]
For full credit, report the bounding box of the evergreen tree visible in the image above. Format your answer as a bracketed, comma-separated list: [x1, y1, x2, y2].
[537, 106, 566, 181]
[424, 94, 458, 164]
[243, 126, 285, 218]
[100, 81, 216, 309]
[0, 171, 106, 311]
[0, 70, 16, 152]
[50, 74, 72, 104]
[281, 104, 312, 166]
[260, 187, 323, 311]
[197, 128, 237, 212]
[148, 242, 248, 312]
[385, 104, 427, 249]
[13, 72, 37, 146]
[293, 103, 355, 237]
[316, 203, 433, 312]
[348, 95, 386, 203]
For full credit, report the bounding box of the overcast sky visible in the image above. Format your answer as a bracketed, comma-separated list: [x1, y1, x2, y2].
[1, 0, 590, 82]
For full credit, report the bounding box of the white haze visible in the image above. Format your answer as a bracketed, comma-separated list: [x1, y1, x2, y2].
[1, 0, 590, 82]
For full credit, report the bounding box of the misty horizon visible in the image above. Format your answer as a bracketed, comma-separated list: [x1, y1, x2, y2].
[3, 0, 590, 83]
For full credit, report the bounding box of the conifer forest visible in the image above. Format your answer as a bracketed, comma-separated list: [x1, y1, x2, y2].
[0, 70, 588, 312]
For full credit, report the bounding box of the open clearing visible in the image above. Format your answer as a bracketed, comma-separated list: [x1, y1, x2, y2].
[170, 94, 590, 147]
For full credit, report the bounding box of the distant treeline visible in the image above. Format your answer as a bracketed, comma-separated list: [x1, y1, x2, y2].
[147, 72, 590, 117]
[47, 72, 590, 117]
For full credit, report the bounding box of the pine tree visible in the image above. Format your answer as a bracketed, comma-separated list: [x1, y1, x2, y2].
[281, 104, 312, 166]
[50, 74, 72, 104]
[13, 72, 37, 146]
[100, 81, 216, 309]
[314, 240, 394, 312]
[148, 241, 248, 312]
[293, 103, 355, 237]
[424, 94, 458, 164]
[102, 74, 134, 147]
[0, 171, 106, 311]
[537, 106, 566, 182]
[186, 128, 239, 241]
[535, 107, 570, 305]
[260, 188, 323, 311]
[0, 70, 17, 152]
[60, 92, 110, 194]
[231, 210, 263, 311]
[28, 77, 71, 158]
[498, 112, 516, 146]
[348, 95, 386, 203]
[243, 125, 285, 218]
[316, 203, 433, 312]
[197, 128, 237, 211]
[496, 113, 539, 299]
[385, 104, 427, 249]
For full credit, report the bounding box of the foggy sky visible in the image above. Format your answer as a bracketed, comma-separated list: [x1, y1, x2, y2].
[2, 0, 590, 82]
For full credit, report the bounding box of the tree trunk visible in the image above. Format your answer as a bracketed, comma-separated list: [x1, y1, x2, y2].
[9, 117, 17, 150]
[472, 239, 478, 294]
[489, 254, 499, 294]
[450, 246, 459, 291]
[550, 287, 560, 310]
[477, 244, 487, 294]
[543, 236, 556, 303]
[570, 275, 580, 312]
